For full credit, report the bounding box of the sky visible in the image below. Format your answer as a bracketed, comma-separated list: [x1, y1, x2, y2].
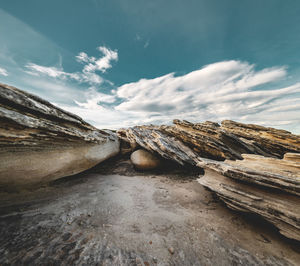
[0, 0, 300, 133]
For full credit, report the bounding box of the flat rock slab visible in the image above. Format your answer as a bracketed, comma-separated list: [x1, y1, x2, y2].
[0, 160, 299, 265]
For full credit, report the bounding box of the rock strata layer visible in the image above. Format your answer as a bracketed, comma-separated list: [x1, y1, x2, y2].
[118, 120, 300, 241]
[0, 83, 119, 189]
[118, 125, 200, 166]
[198, 153, 300, 241]
[118, 120, 300, 164]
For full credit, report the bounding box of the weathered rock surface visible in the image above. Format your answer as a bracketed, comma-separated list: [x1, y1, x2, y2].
[130, 149, 161, 170]
[118, 125, 200, 166]
[1, 157, 299, 265]
[0, 83, 119, 189]
[118, 120, 300, 241]
[198, 153, 300, 241]
[118, 120, 300, 163]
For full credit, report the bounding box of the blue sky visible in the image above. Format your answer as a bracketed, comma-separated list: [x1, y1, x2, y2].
[0, 0, 300, 132]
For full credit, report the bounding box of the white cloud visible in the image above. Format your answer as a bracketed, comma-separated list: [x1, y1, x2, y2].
[75, 52, 90, 63]
[0, 67, 8, 76]
[20, 76, 85, 105]
[115, 61, 293, 116]
[74, 87, 116, 110]
[56, 103, 137, 129]
[25, 62, 104, 85]
[76, 46, 118, 73]
[71, 60, 300, 133]
[25, 45, 118, 85]
[25, 63, 81, 80]
[26, 59, 299, 133]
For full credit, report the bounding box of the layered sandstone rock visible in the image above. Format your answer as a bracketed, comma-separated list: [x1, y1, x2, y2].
[198, 153, 300, 241]
[0, 83, 119, 189]
[118, 125, 200, 165]
[118, 120, 300, 241]
[118, 119, 300, 164]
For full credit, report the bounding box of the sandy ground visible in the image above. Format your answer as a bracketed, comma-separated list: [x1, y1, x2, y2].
[0, 156, 299, 265]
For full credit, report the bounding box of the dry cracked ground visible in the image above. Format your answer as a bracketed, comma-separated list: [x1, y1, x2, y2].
[0, 156, 299, 266]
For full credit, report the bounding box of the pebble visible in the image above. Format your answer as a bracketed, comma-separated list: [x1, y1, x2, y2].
[168, 247, 175, 254]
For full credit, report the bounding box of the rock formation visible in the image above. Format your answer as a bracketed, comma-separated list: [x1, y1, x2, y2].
[0, 83, 119, 189]
[118, 119, 300, 164]
[1, 82, 300, 241]
[130, 149, 161, 170]
[118, 120, 300, 241]
[198, 153, 300, 241]
[118, 125, 200, 166]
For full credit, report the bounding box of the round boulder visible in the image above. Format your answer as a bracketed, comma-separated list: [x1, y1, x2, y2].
[130, 149, 161, 170]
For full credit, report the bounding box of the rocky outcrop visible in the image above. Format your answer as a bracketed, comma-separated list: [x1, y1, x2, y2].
[0, 83, 119, 189]
[130, 149, 161, 170]
[118, 119, 300, 164]
[118, 125, 200, 166]
[118, 120, 300, 241]
[198, 154, 300, 196]
[198, 153, 300, 241]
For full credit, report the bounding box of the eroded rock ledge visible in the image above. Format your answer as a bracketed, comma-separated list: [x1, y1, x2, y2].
[118, 121, 300, 241]
[118, 119, 300, 163]
[0, 83, 119, 189]
[1, 82, 300, 243]
[198, 153, 300, 241]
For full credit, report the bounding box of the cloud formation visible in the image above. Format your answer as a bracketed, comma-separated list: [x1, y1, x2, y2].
[0, 67, 8, 76]
[76, 46, 118, 73]
[25, 46, 118, 85]
[71, 60, 300, 133]
[26, 63, 80, 80]
[115, 60, 290, 118]
[74, 87, 116, 110]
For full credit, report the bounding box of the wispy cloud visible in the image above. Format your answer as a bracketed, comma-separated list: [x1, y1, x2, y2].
[134, 34, 150, 48]
[0, 67, 8, 76]
[25, 63, 80, 80]
[76, 46, 118, 73]
[71, 60, 300, 133]
[115, 61, 289, 115]
[74, 87, 116, 110]
[25, 46, 118, 85]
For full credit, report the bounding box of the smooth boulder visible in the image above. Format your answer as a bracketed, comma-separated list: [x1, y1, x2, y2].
[130, 149, 161, 170]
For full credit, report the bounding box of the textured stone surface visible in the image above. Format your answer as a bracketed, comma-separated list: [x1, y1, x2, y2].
[284, 152, 300, 162]
[118, 120, 300, 164]
[118, 125, 201, 166]
[0, 83, 119, 189]
[221, 120, 300, 158]
[118, 121, 300, 241]
[198, 153, 300, 241]
[198, 154, 300, 196]
[130, 149, 161, 170]
[0, 158, 298, 265]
